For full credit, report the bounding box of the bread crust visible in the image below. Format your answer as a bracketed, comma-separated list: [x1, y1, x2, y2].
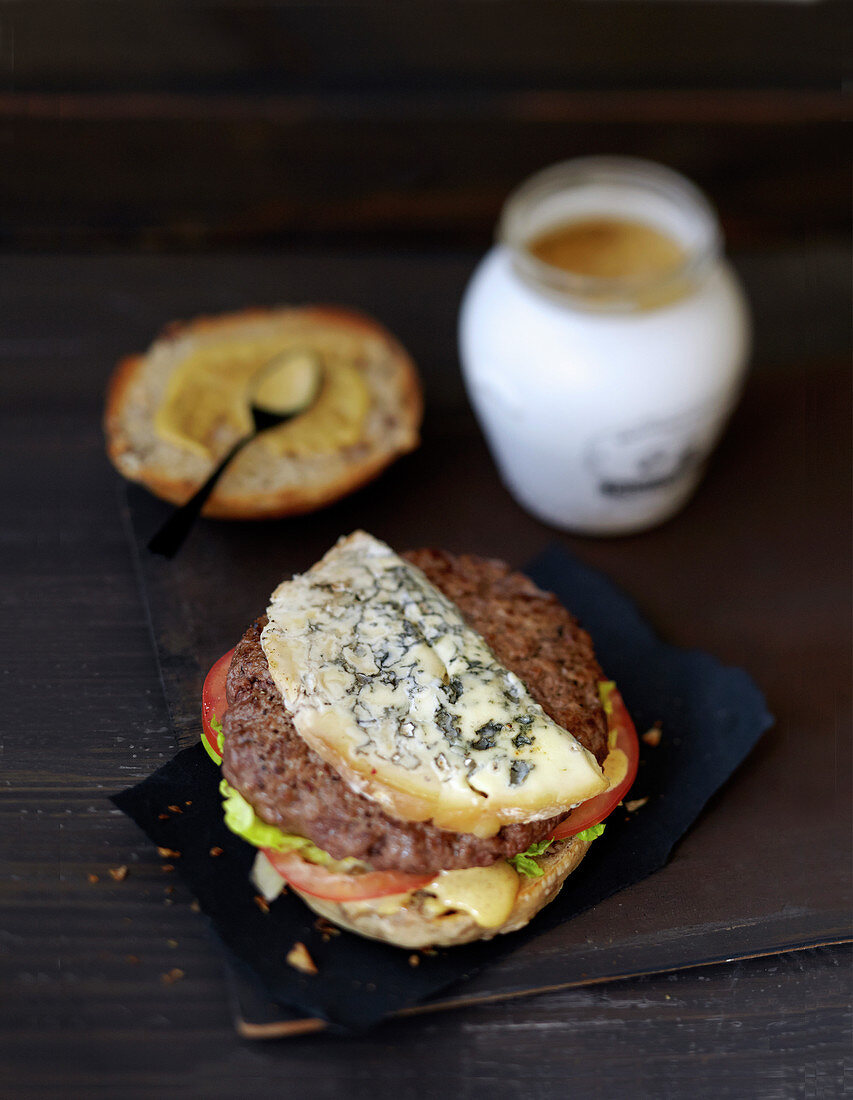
[104, 306, 423, 519]
[294, 836, 591, 949]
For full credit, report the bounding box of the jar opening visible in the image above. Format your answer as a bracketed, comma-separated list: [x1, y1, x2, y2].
[499, 157, 722, 313]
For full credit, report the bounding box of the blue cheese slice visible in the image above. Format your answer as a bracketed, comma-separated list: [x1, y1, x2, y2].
[261, 531, 607, 838]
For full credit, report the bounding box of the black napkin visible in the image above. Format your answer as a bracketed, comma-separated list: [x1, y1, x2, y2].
[112, 545, 773, 1032]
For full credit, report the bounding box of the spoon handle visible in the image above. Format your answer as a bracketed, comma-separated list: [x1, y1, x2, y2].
[148, 432, 255, 558]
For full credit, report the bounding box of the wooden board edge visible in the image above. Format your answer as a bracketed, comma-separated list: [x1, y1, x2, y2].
[230, 934, 853, 1039]
[118, 481, 205, 750]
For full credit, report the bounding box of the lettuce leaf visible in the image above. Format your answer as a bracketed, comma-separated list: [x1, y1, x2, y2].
[218, 779, 363, 872]
[210, 712, 224, 754]
[598, 681, 618, 750]
[507, 822, 607, 877]
[507, 837, 554, 877]
[598, 681, 616, 716]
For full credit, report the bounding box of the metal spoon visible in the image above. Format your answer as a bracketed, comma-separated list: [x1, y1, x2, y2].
[148, 350, 322, 558]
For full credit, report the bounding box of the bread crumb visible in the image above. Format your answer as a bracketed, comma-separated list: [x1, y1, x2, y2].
[161, 968, 185, 985]
[190, 900, 200, 913]
[408, 954, 420, 967]
[167, 805, 182, 814]
[167, 938, 179, 948]
[286, 942, 318, 975]
[209, 846, 223, 858]
[184, 800, 193, 806]
[157, 813, 169, 821]
[161, 864, 175, 873]
[642, 725, 662, 747]
[157, 847, 181, 859]
[313, 917, 339, 939]
[108, 866, 128, 882]
[254, 895, 270, 914]
[625, 797, 649, 813]
[87, 873, 100, 885]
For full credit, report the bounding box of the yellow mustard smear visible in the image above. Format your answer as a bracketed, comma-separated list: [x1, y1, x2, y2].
[346, 863, 521, 929]
[267, 360, 368, 458]
[154, 339, 369, 460]
[424, 863, 520, 928]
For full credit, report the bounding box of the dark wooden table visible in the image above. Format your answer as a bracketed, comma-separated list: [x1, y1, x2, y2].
[1, 249, 850, 1098]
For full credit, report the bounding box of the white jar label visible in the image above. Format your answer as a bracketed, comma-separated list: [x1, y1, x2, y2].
[584, 394, 730, 499]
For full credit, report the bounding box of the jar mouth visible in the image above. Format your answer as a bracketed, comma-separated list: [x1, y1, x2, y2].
[498, 156, 723, 312]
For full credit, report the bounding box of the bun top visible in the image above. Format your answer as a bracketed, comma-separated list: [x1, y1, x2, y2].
[105, 307, 422, 519]
[260, 532, 607, 837]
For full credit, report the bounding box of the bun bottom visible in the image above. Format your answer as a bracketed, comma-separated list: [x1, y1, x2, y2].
[294, 836, 591, 949]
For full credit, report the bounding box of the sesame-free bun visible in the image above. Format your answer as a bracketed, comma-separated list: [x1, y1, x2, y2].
[104, 306, 422, 520]
[294, 836, 591, 950]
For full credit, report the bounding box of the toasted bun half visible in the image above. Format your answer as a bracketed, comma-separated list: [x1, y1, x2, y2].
[104, 306, 422, 519]
[294, 836, 591, 949]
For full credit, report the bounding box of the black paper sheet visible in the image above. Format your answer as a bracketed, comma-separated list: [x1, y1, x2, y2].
[112, 545, 773, 1032]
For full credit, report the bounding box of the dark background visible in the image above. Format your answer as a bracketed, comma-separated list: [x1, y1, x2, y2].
[1, 0, 849, 253]
[1, 5, 850, 1097]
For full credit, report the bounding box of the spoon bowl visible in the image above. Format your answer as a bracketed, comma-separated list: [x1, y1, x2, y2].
[148, 350, 323, 558]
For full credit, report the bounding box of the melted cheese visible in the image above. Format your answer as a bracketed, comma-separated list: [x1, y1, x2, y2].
[261, 532, 606, 836]
[341, 865, 521, 929]
[602, 747, 628, 788]
[424, 863, 519, 928]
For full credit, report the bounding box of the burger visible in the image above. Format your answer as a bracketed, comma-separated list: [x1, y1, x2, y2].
[201, 532, 638, 949]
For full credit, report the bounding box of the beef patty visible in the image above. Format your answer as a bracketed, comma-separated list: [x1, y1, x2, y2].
[221, 549, 609, 874]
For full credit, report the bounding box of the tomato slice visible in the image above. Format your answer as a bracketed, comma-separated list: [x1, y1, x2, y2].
[201, 648, 235, 765]
[552, 685, 640, 840]
[205, 652, 637, 888]
[262, 848, 434, 901]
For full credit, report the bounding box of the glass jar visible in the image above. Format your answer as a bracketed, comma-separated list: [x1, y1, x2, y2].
[458, 157, 751, 535]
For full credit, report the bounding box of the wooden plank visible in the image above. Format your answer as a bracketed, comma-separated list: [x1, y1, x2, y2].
[2, 0, 849, 252]
[120, 356, 852, 1031]
[0, 251, 849, 1095]
[230, 937, 853, 1039]
[2, 106, 847, 249]
[5, 1, 849, 92]
[2, 89, 846, 123]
